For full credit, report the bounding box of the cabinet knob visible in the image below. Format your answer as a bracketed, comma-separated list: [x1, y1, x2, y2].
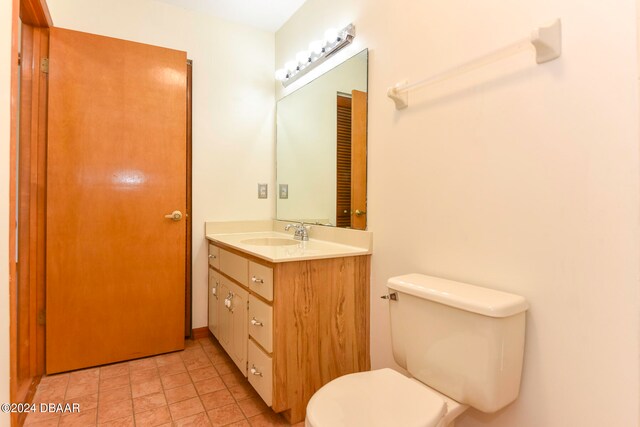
[250, 365, 263, 377]
[251, 276, 264, 284]
[250, 317, 264, 327]
[208, 254, 217, 259]
[224, 293, 234, 312]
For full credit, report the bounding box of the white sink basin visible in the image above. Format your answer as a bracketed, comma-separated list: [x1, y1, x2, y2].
[241, 237, 299, 247]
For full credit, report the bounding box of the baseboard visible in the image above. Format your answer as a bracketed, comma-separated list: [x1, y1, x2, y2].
[191, 327, 210, 340]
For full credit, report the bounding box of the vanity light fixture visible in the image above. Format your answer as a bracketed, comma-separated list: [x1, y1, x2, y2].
[275, 23, 355, 87]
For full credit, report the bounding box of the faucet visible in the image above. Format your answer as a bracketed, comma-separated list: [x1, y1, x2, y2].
[285, 222, 310, 241]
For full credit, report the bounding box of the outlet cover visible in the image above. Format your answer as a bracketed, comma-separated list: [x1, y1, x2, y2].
[279, 184, 288, 199]
[258, 183, 268, 199]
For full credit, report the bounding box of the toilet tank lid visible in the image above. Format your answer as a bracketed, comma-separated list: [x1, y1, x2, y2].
[387, 274, 528, 318]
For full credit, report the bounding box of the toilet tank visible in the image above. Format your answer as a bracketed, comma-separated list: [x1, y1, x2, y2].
[387, 274, 528, 413]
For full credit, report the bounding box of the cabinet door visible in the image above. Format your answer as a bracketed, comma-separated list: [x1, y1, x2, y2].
[217, 278, 248, 375]
[226, 280, 249, 376]
[217, 280, 232, 354]
[208, 269, 220, 338]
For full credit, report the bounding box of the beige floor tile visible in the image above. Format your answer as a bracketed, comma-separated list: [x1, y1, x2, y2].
[172, 411, 212, 426]
[164, 384, 198, 404]
[199, 389, 235, 410]
[97, 399, 133, 424]
[194, 377, 225, 396]
[99, 374, 129, 392]
[98, 386, 131, 404]
[188, 365, 219, 383]
[130, 368, 159, 385]
[157, 361, 187, 377]
[66, 381, 99, 400]
[128, 358, 157, 372]
[98, 414, 135, 426]
[65, 392, 99, 411]
[237, 397, 269, 418]
[58, 407, 98, 426]
[133, 391, 167, 414]
[247, 412, 290, 427]
[100, 363, 129, 380]
[38, 373, 70, 390]
[155, 353, 182, 367]
[135, 405, 172, 426]
[160, 372, 191, 390]
[131, 378, 162, 398]
[206, 403, 245, 426]
[168, 397, 205, 421]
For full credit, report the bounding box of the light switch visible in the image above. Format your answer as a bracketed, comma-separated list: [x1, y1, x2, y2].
[258, 183, 268, 199]
[279, 184, 288, 199]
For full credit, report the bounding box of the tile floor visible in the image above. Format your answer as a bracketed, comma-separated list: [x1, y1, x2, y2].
[24, 337, 305, 427]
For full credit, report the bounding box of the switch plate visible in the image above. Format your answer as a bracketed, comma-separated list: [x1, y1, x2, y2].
[279, 184, 288, 199]
[258, 183, 268, 199]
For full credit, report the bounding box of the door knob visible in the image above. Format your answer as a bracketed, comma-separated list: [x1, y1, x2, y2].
[164, 210, 183, 221]
[355, 209, 367, 216]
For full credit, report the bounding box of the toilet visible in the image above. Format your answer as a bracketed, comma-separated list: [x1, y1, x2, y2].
[305, 273, 529, 427]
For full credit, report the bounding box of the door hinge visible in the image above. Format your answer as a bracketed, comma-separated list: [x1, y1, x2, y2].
[37, 309, 46, 325]
[17, 52, 21, 66]
[40, 58, 49, 74]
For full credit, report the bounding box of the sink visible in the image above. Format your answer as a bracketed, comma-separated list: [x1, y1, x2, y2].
[241, 237, 300, 247]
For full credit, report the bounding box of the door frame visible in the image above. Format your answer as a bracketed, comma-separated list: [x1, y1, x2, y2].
[10, 0, 51, 424]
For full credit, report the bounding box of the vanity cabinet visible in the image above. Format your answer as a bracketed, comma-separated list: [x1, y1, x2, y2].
[207, 241, 370, 423]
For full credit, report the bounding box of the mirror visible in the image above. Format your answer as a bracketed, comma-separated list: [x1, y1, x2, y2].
[276, 49, 368, 229]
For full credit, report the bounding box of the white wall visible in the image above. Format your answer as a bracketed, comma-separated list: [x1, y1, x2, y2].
[277, 1, 640, 426]
[46, 0, 275, 329]
[276, 51, 367, 226]
[0, 0, 13, 424]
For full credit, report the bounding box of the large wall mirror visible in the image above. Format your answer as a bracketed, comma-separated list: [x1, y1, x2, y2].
[276, 49, 368, 229]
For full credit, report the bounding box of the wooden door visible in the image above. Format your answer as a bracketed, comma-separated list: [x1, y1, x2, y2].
[351, 90, 367, 230]
[46, 28, 187, 373]
[228, 281, 248, 375]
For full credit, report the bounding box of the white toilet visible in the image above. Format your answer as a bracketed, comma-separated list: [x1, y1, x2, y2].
[305, 273, 529, 427]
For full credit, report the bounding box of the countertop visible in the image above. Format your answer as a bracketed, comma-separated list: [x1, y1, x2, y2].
[205, 231, 371, 263]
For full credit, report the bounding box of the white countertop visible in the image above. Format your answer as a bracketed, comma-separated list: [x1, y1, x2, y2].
[206, 231, 371, 263]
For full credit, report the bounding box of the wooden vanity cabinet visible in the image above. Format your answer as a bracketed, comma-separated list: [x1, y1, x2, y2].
[207, 241, 370, 423]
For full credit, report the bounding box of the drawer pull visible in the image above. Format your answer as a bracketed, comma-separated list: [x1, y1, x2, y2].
[250, 365, 263, 377]
[250, 317, 264, 327]
[212, 286, 217, 296]
[251, 276, 264, 284]
[208, 254, 217, 259]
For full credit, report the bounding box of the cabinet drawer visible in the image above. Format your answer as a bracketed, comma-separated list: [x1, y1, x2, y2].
[249, 261, 273, 301]
[220, 249, 248, 286]
[208, 244, 220, 270]
[248, 295, 273, 353]
[248, 339, 273, 407]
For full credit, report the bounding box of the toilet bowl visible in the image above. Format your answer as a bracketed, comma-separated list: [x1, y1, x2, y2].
[305, 368, 468, 427]
[305, 274, 529, 427]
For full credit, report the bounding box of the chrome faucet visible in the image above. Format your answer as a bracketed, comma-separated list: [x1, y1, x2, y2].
[285, 222, 310, 241]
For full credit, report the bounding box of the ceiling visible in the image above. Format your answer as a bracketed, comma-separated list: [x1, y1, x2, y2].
[153, 0, 308, 32]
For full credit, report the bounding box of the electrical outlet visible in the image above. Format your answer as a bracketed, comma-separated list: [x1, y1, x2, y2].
[279, 184, 288, 199]
[258, 183, 268, 199]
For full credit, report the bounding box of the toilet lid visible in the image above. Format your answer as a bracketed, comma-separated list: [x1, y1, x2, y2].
[306, 368, 447, 427]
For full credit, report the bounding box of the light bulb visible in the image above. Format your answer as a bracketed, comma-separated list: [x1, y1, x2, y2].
[275, 68, 287, 81]
[296, 50, 310, 66]
[324, 28, 339, 44]
[285, 60, 298, 73]
[308, 40, 324, 55]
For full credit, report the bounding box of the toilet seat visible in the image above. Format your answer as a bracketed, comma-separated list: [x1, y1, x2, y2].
[305, 368, 447, 427]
